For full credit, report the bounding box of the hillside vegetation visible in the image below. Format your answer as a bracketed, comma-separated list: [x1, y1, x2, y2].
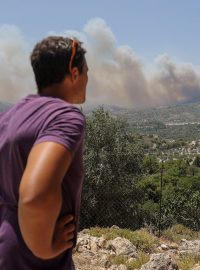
[85, 101, 200, 140]
[80, 107, 200, 233]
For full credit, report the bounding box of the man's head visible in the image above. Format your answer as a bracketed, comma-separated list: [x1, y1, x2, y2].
[30, 36, 88, 104]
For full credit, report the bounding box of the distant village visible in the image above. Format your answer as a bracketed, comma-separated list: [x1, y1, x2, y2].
[146, 133, 200, 163]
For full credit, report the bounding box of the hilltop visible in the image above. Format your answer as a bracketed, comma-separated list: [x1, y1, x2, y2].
[84, 101, 200, 140]
[2, 100, 200, 140]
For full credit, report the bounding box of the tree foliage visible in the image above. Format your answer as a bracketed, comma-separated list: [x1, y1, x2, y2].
[80, 108, 200, 232]
[80, 108, 144, 229]
[138, 160, 200, 231]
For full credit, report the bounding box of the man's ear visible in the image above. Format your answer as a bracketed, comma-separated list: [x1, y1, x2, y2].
[71, 67, 79, 82]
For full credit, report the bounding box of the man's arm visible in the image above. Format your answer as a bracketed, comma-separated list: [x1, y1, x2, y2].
[18, 141, 74, 259]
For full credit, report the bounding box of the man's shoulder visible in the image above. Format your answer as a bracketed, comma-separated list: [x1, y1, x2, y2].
[22, 94, 84, 117]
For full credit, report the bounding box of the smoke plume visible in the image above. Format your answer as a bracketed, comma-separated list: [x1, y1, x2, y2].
[0, 19, 200, 108]
[0, 25, 35, 103]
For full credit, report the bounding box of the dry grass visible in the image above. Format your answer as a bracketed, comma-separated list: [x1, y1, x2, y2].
[108, 251, 149, 270]
[176, 254, 200, 270]
[162, 224, 200, 243]
[89, 227, 158, 253]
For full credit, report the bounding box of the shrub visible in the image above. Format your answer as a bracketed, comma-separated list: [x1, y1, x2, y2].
[89, 227, 158, 253]
[176, 254, 200, 270]
[109, 252, 150, 270]
[162, 224, 200, 243]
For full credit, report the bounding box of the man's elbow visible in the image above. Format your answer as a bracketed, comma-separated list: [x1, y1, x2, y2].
[18, 198, 57, 260]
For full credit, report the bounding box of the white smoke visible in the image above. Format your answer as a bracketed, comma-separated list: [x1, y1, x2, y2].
[0, 25, 35, 103]
[149, 54, 200, 106]
[0, 19, 200, 108]
[83, 19, 149, 108]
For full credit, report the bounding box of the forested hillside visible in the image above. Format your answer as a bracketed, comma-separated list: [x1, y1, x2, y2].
[85, 102, 200, 140]
[1, 101, 199, 233]
[80, 108, 200, 233]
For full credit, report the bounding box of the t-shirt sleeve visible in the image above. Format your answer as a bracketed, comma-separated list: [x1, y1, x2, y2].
[34, 107, 85, 155]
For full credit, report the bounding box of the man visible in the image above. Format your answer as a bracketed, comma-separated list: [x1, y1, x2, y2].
[0, 36, 88, 269]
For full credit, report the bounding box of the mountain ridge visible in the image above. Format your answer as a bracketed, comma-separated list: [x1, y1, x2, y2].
[1, 100, 200, 124]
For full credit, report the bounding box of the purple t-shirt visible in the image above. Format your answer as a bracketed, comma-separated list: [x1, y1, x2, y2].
[0, 94, 85, 270]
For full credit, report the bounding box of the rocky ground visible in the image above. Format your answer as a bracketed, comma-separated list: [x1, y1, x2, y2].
[73, 228, 200, 270]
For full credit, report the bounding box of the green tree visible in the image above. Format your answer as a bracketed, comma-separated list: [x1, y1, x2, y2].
[80, 108, 144, 229]
[137, 159, 200, 231]
[143, 155, 159, 174]
[193, 155, 200, 167]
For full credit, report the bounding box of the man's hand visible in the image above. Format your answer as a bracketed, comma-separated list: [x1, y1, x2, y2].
[51, 215, 75, 257]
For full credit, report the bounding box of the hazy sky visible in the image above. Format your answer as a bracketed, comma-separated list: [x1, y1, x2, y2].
[1, 0, 200, 108]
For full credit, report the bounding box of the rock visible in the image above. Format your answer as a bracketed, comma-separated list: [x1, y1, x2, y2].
[140, 253, 179, 270]
[161, 244, 169, 250]
[179, 240, 200, 255]
[81, 229, 90, 234]
[108, 265, 127, 270]
[98, 236, 107, 248]
[167, 249, 178, 255]
[77, 246, 88, 253]
[99, 254, 111, 268]
[111, 225, 120, 229]
[192, 264, 200, 270]
[118, 264, 127, 270]
[77, 236, 89, 246]
[168, 243, 179, 250]
[109, 265, 118, 270]
[127, 258, 136, 263]
[91, 258, 99, 265]
[79, 250, 95, 258]
[75, 229, 199, 270]
[107, 237, 138, 258]
[181, 239, 187, 242]
[90, 241, 98, 252]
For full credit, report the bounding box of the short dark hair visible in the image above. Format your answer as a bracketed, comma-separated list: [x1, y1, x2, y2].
[30, 36, 86, 93]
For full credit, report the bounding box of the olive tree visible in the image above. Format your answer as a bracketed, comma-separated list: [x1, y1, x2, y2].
[80, 108, 144, 229]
